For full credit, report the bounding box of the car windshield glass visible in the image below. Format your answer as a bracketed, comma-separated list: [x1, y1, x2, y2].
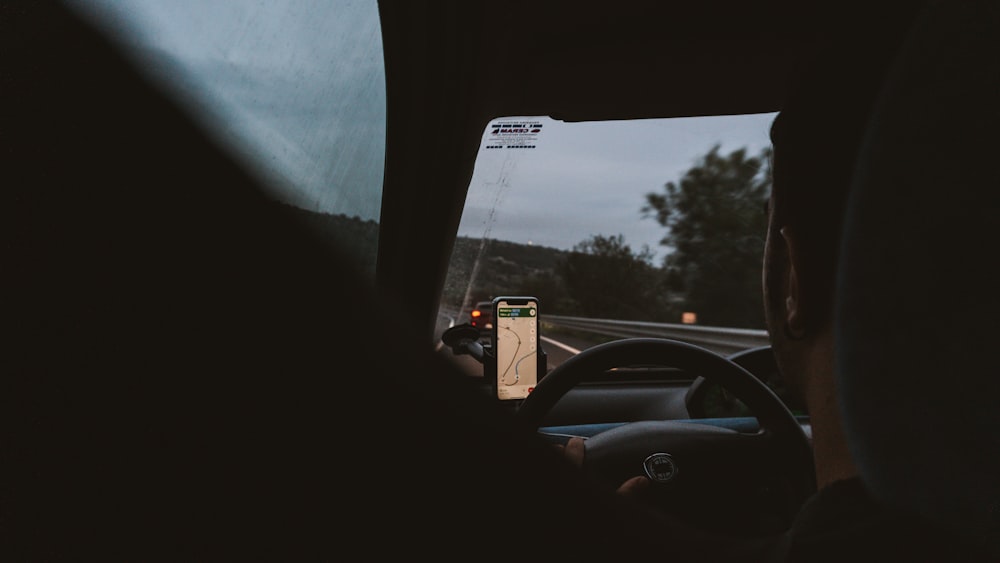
[442, 113, 777, 349]
[67, 0, 385, 277]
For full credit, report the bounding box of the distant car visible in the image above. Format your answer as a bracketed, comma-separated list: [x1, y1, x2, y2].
[469, 301, 493, 333]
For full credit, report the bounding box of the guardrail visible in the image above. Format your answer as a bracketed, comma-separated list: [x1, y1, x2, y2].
[542, 315, 769, 355]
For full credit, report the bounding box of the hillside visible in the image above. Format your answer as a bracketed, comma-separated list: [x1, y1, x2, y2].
[272, 202, 567, 305]
[443, 237, 570, 307]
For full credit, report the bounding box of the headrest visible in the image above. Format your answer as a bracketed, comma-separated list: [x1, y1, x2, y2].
[836, 0, 1000, 555]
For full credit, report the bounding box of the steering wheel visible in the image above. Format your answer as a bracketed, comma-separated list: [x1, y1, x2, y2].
[516, 337, 815, 535]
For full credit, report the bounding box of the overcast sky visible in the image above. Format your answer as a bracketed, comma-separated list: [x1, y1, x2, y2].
[71, 0, 776, 263]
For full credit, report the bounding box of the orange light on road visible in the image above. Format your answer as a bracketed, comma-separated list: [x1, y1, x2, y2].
[682, 312, 697, 324]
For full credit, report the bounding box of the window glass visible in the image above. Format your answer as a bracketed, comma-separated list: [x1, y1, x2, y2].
[67, 0, 386, 275]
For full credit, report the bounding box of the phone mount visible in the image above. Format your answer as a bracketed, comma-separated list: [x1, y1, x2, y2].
[441, 323, 486, 363]
[439, 323, 547, 398]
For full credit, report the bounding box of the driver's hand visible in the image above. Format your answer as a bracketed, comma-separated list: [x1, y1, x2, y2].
[556, 437, 652, 497]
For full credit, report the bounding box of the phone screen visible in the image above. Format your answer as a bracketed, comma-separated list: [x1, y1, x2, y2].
[493, 297, 539, 401]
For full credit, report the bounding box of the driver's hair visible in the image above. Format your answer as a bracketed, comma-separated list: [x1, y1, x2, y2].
[766, 35, 908, 335]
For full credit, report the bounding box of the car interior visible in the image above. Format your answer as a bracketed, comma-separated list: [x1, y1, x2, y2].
[3, 0, 997, 559]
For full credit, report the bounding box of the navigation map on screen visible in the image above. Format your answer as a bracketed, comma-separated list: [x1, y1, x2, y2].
[495, 299, 538, 400]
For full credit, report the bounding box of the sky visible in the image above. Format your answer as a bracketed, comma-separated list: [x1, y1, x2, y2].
[70, 0, 776, 264]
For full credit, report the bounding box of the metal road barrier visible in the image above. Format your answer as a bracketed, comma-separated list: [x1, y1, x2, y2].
[542, 315, 769, 356]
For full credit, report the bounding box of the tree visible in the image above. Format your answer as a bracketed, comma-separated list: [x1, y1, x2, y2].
[642, 144, 771, 328]
[512, 269, 572, 315]
[557, 234, 670, 321]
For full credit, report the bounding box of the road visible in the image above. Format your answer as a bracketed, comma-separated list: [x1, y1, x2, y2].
[437, 329, 604, 378]
[436, 309, 763, 378]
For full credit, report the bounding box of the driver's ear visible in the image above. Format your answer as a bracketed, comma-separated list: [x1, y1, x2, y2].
[779, 226, 806, 339]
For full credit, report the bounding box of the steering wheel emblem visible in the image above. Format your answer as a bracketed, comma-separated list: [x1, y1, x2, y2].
[643, 453, 678, 483]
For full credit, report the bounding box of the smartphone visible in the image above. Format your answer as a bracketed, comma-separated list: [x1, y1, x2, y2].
[491, 296, 539, 401]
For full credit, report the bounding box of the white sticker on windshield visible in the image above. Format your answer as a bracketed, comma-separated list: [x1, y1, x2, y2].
[484, 119, 543, 149]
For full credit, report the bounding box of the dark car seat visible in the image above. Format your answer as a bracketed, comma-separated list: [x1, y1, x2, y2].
[835, 0, 1000, 558]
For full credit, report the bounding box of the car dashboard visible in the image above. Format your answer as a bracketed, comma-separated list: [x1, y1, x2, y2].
[536, 374, 812, 444]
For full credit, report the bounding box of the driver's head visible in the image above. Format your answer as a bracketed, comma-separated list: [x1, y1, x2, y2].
[763, 40, 900, 402]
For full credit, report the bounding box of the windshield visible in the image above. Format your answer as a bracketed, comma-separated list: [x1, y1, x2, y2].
[443, 113, 777, 335]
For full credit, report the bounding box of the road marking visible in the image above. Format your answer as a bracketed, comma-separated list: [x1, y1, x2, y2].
[437, 332, 578, 355]
[540, 335, 580, 354]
